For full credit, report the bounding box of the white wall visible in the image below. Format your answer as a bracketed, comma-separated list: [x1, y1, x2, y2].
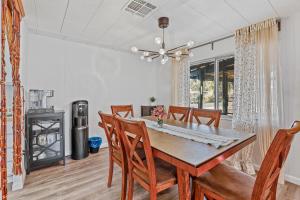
[156, 62, 172, 107]
[24, 32, 159, 156]
[279, 13, 300, 185]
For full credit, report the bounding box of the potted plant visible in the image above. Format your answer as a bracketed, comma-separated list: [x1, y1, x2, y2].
[151, 106, 166, 128]
[149, 96, 156, 106]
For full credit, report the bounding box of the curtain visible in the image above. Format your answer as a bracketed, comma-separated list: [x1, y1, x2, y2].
[1, 1, 8, 199]
[232, 18, 282, 175]
[9, 5, 23, 177]
[171, 51, 190, 106]
[1, 0, 24, 199]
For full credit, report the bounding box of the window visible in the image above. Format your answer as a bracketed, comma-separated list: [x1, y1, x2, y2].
[190, 56, 234, 116]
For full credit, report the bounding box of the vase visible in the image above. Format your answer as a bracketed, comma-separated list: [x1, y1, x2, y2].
[150, 102, 156, 106]
[157, 119, 163, 128]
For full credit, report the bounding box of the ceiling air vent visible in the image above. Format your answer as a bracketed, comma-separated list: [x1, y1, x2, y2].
[124, 0, 157, 17]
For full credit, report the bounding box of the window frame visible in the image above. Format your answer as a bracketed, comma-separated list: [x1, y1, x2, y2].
[190, 54, 234, 116]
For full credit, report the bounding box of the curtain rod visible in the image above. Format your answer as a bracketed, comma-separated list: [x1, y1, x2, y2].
[189, 34, 234, 51]
[189, 19, 281, 51]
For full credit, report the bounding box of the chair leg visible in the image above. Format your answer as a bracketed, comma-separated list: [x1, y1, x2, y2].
[204, 187, 224, 200]
[194, 180, 225, 200]
[149, 189, 157, 200]
[107, 157, 114, 187]
[191, 180, 195, 200]
[127, 172, 134, 200]
[121, 167, 127, 200]
[194, 183, 204, 200]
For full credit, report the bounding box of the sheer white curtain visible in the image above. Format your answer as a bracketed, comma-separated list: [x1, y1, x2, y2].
[232, 18, 283, 175]
[171, 55, 190, 106]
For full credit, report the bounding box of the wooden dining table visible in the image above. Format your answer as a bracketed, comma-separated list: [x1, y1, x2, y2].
[141, 116, 256, 200]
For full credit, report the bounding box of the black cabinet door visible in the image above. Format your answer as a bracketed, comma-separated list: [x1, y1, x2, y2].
[26, 112, 65, 173]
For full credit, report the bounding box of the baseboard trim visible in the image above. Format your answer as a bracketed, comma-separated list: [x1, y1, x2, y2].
[101, 142, 108, 148]
[254, 163, 300, 186]
[65, 142, 108, 157]
[285, 175, 300, 186]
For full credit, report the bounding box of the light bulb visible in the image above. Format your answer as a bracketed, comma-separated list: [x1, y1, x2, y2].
[131, 46, 138, 53]
[147, 57, 152, 62]
[155, 37, 162, 45]
[140, 55, 145, 60]
[161, 56, 169, 64]
[159, 48, 165, 55]
[143, 51, 149, 56]
[175, 50, 182, 56]
[189, 51, 194, 57]
[176, 57, 181, 61]
[187, 40, 194, 47]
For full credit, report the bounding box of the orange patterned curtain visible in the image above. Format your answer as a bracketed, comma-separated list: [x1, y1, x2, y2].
[9, 0, 22, 176]
[1, 0, 9, 199]
[1, 0, 24, 199]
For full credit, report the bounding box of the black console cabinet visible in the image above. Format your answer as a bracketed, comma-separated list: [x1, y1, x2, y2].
[25, 111, 65, 174]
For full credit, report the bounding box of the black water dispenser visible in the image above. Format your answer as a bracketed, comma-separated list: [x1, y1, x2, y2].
[71, 100, 89, 160]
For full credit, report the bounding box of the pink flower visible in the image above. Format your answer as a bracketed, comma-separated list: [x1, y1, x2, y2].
[151, 106, 166, 120]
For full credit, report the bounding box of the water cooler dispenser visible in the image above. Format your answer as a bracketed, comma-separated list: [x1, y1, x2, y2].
[71, 100, 89, 160]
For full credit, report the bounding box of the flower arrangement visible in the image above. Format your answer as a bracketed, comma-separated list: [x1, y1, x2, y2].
[152, 106, 166, 127]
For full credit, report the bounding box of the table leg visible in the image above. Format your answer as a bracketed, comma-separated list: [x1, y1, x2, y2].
[177, 167, 191, 200]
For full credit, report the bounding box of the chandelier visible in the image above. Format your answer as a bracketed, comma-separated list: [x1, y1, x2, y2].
[131, 17, 194, 64]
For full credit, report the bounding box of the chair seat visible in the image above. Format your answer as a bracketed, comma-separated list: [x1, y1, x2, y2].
[134, 158, 177, 191]
[194, 164, 255, 200]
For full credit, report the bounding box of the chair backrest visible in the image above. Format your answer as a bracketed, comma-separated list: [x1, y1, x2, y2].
[252, 121, 300, 200]
[111, 105, 134, 118]
[99, 112, 126, 164]
[115, 117, 157, 188]
[189, 108, 222, 128]
[167, 106, 190, 122]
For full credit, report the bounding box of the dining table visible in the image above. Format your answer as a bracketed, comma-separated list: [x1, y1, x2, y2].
[141, 116, 256, 200]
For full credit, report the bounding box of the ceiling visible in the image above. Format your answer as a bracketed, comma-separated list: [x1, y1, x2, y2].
[23, 0, 300, 52]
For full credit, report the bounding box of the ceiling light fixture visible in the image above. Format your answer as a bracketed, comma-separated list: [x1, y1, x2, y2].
[131, 17, 194, 64]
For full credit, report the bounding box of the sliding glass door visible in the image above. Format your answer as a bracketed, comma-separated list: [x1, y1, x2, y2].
[217, 57, 234, 115]
[190, 56, 234, 115]
[190, 60, 215, 109]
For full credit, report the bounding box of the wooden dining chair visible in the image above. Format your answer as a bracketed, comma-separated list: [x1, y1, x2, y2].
[111, 104, 134, 118]
[98, 112, 128, 200]
[189, 108, 222, 128]
[115, 117, 177, 200]
[193, 121, 300, 200]
[167, 105, 190, 122]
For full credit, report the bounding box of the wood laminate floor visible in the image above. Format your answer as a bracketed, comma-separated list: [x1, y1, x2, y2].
[9, 148, 300, 200]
